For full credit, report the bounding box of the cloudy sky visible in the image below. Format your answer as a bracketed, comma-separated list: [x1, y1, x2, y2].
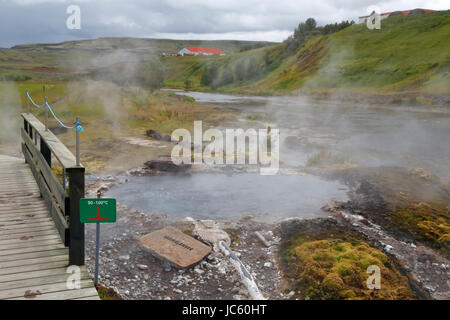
[0, 0, 448, 47]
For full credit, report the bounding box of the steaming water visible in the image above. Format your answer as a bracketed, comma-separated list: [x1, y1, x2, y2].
[171, 90, 450, 178]
[110, 90, 449, 221]
[107, 173, 348, 220]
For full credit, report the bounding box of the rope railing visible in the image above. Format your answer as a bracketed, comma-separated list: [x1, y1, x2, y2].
[25, 89, 83, 132]
[25, 88, 83, 166]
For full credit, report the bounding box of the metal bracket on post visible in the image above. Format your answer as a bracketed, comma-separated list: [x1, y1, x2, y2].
[76, 115, 80, 167]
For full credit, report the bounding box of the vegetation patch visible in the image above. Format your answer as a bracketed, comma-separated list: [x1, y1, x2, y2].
[281, 233, 416, 300]
[163, 11, 450, 96]
[0, 80, 237, 174]
[333, 167, 450, 255]
[306, 150, 351, 167]
[96, 284, 122, 300]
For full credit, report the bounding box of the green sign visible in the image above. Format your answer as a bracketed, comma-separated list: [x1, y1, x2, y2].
[80, 198, 116, 223]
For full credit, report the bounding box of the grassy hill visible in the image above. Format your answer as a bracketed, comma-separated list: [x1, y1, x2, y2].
[163, 10, 450, 95]
[0, 11, 448, 96]
[0, 37, 274, 81]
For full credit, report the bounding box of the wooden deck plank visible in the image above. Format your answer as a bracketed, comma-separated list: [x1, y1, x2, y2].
[0, 248, 68, 262]
[0, 226, 58, 236]
[9, 287, 98, 300]
[0, 271, 90, 291]
[0, 244, 66, 257]
[0, 155, 98, 300]
[0, 206, 50, 213]
[0, 265, 85, 283]
[0, 217, 52, 226]
[0, 279, 94, 299]
[73, 295, 101, 300]
[0, 238, 64, 251]
[0, 213, 50, 222]
[0, 229, 58, 241]
[0, 208, 50, 215]
[0, 234, 61, 246]
[0, 221, 56, 231]
[0, 260, 69, 276]
[0, 254, 68, 269]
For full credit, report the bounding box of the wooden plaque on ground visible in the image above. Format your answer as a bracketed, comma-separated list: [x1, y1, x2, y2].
[140, 226, 211, 268]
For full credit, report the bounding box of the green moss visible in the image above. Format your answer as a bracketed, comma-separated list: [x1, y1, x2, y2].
[281, 236, 416, 300]
[223, 228, 241, 249]
[96, 284, 122, 300]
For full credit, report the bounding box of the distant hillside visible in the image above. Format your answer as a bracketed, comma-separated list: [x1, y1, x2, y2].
[163, 10, 450, 95]
[0, 37, 275, 80]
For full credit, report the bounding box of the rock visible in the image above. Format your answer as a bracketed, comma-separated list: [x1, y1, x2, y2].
[146, 129, 172, 142]
[137, 264, 148, 270]
[119, 255, 130, 261]
[264, 262, 272, 268]
[254, 231, 271, 247]
[194, 267, 204, 275]
[144, 155, 191, 173]
[193, 220, 231, 247]
[162, 262, 172, 272]
[140, 226, 211, 268]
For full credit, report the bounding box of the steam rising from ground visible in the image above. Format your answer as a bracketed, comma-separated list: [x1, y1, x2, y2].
[0, 82, 21, 155]
[177, 90, 450, 179]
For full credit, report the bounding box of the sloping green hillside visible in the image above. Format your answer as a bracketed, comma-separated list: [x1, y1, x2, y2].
[163, 10, 450, 95]
[0, 38, 274, 81]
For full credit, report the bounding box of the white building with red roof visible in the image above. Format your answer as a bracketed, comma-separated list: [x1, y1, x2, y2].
[358, 8, 436, 24]
[178, 46, 225, 56]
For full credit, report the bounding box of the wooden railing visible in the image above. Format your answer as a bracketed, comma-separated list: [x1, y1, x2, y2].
[21, 113, 85, 266]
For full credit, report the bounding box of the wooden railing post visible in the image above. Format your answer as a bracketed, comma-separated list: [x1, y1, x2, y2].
[40, 140, 51, 167]
[67, 166, 85, 266]
[24, 119, 28, 163]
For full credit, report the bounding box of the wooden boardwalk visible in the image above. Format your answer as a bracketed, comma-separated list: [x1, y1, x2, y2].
[0, 155, 99, 300]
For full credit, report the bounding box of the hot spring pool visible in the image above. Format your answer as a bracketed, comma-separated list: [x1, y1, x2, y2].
[107, 173, 348, 220]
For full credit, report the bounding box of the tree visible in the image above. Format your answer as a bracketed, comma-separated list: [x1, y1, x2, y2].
[245, 58, 259, 79]
[201, 63, 218, 87]
[235, 60, 246, 81]
[136, 58, 164, 91]
[184, 78, 192, 89]
[305, 18, 317, 31]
